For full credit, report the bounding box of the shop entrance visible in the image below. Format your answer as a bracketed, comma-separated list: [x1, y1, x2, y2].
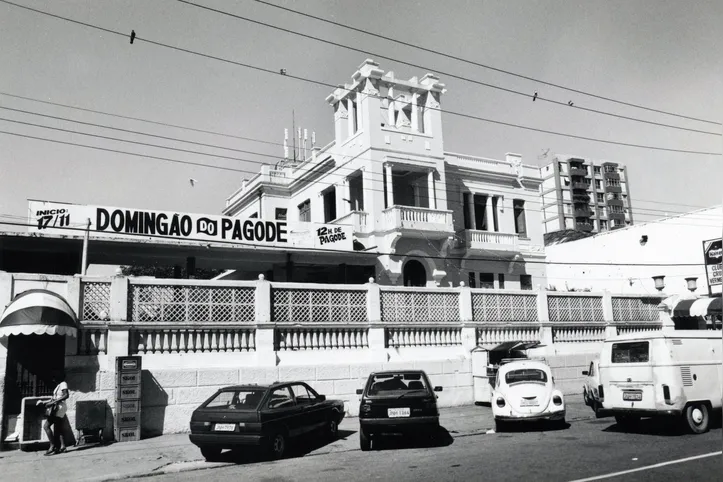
[3, 334, 65, 417]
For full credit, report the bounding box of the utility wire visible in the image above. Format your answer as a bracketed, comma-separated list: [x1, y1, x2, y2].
[0, 110, 278, 161]
[0, 130, 247, 173]
[1, 89, 718, 215]
[252, 0, 720, 127]
[0, 219, 713, 267]
[0, 91, 280, 146]
[179, 0, 720, 136]
[2, 105, 721, 224]
[1, 0, 719, 156]
[3, 117, 721, 224]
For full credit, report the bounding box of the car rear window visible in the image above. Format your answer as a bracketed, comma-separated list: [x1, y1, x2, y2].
[611, 341, 649, 363]
[204, 389, 266, 409]
[505, 369, 548, 384]
[367, 372, 429, 395]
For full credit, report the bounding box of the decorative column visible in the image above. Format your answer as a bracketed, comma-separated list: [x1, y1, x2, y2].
[254, 274, 276, 366]
[385, 164, 394, 207]
[602, 290, 617, 338]
[485, 195, 495, 231]
[387, 87, 395, 126]
[411, 93, 419, 132]
[347, 98, 355, 138]
[427, 170, 436, 209]
[366, 278, 386, 362]
[467, 193, 476, 230]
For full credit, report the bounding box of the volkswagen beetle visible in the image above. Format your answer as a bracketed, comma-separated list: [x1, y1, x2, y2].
[491, 359, 566, 431]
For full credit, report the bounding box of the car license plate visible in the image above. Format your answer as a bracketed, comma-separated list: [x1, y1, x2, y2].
[214, 423, 236, 432]
[388, 408, 410, 418]
[520, 399, 539, 407]
[623, 391, 642, 401]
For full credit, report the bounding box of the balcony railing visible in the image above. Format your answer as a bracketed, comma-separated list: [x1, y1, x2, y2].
[382, 205, 454, 233]
[569, 167, 588, 176]
[332, 211, 370, 233]
[461, 230, 519, 251]
[572, 182, 590, 190]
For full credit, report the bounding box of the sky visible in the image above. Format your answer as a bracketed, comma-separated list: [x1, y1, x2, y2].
[1, 0, 721, 239]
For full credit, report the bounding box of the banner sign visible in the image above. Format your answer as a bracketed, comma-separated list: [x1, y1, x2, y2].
[702, 238, 722, 295]
[27, 200, 353, 251]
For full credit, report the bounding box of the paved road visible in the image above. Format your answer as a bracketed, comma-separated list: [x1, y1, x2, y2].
[130, 417, 722, 482]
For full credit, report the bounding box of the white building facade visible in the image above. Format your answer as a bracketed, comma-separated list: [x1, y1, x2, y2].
[221, 59, 546, 289]
[545, 206, 722, 295]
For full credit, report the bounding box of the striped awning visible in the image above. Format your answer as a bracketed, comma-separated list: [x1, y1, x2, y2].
[0, 289, 78, 337]
[672, 297, 722, 317]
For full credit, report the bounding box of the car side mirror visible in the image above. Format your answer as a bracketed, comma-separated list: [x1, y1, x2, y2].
[356, 389, 363, 395]
[434, 386, 443, 392]
[582, 371, 589, 376]
[317, 394, 326, 401]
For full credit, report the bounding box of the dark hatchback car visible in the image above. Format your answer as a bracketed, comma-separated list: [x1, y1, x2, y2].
[356, 370, 443, 451]
[189, 381, 345, 460]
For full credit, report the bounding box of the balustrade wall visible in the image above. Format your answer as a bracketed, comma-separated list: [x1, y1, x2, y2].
[0, 272, 670, 439]
[71, 275, 665, 357]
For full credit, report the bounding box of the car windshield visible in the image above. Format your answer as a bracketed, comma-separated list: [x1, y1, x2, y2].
[367, 373, 429, 395]
[505, 368, 548, 385]
[204, 389, 266, 409]
[612, 341, 649, 363]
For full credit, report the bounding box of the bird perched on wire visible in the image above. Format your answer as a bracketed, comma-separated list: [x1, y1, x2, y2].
[130, 30, 136, 44]
[280, 68, 287, 75]
[532, 91, 538, 102]
[189, 178, 198, 187]
[568, 101, 574, 106]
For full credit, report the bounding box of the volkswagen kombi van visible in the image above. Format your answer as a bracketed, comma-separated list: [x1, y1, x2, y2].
[598, 330, 722, 433]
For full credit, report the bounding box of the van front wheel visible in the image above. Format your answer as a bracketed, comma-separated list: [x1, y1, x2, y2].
[684, 404, 710, 434]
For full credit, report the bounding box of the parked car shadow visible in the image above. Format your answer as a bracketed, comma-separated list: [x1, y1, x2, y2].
[496, 420, 570, 433]
[208, 429, 358, 465]
[368, 426, 454, 451]
[602, 416, 722, 436]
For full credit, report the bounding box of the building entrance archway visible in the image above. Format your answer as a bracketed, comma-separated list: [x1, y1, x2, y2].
[403, 260, 427, 287]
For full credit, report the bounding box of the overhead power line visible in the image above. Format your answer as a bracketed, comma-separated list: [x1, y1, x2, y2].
[0, 91, 280, 146]
[0, 219, 713, 267]
[4, 115, 722, 225]
[2, 105, 722, 224]
[251, 0, 721, 127]
[178, 0, 721, 136]
[0, 106, 281, 160]
[0, 129, 247, 172]
[1, 0, 719, 156]
[1, 89, 717, 215]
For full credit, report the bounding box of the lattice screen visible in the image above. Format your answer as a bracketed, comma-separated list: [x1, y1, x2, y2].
[130, 285, 255, 322]
[380, 290, 459, 323]
[81, 282, 111, 321]
[611, 297, 662, 322]
[547, 295, 605, 322]
[272, 288, 367, 323]
[471, 293, 538, 322]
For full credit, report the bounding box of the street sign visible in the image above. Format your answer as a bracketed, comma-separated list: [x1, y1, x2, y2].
[115, 356, 142, 442]
[702, 238, 722, 295]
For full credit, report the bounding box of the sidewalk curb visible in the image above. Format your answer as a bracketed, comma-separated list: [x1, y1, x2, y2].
[87, 411, 599, 482]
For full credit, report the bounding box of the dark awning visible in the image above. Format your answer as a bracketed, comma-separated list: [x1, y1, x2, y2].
[487, 341, 544, 352]
[0, 289, 79, 337]
[672, 297, 722, 318]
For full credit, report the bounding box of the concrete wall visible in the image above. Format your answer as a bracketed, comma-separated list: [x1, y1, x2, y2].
[61, 353, 473, 438]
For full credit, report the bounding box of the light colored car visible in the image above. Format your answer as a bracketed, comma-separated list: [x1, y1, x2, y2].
[582, 359, 604, 417]
[492, 359, 566, 432]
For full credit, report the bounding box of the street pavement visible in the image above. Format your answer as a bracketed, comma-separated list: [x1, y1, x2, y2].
[1, 395, 720, 481]
[133, 416, 722, 482]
